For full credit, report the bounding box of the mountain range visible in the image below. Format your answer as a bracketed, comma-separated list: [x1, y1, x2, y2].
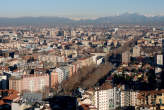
[0, 13, 164, 25]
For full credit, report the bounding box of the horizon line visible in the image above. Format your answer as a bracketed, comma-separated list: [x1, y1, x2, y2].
[0, 12, 164, 20]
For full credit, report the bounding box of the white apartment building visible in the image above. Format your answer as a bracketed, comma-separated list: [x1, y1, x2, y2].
[54, 68, 65, 84]
[121, 91, 130, 107]
[156, 54, 163, 66]
[94, 86, 121, 110]
[94, 89, 110, 110]
[108, 87, 121, 110]
[121, 91, 138, 107]
[130, 91, 139, 106]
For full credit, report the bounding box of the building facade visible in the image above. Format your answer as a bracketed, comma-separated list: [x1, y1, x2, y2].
[9, 74, 49, 93]
[133, 46, 141, 57]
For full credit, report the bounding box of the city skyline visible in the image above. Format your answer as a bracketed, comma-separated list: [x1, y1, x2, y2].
[1, 0, 164, 19]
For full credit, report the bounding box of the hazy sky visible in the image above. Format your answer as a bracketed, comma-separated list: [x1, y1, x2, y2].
[0, 0, 164, 18]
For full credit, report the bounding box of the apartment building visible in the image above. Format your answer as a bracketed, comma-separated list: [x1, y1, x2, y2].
[121, 91, 138, 107]
[132, 46, 141, 57]
[9, 74, 49, 93]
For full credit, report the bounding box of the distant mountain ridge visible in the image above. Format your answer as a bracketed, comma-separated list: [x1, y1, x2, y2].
[0, 17, 74, 25]
[0, 13, 164, 25]
[94, 13, 164, 24]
